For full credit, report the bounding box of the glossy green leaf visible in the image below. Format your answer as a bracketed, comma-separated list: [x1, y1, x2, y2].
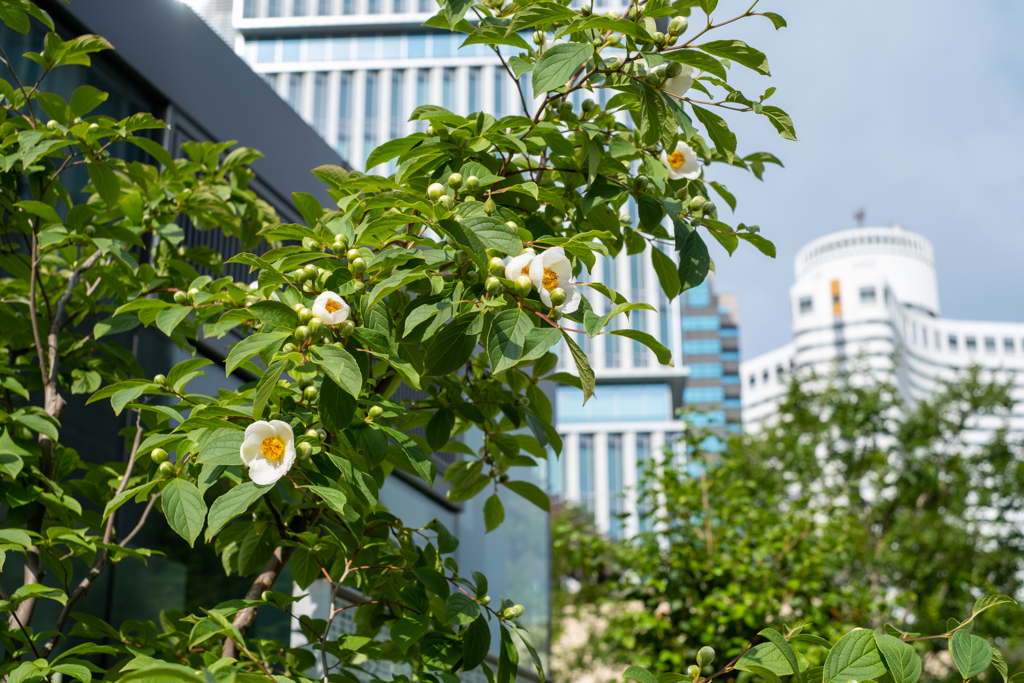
[532, 43, 592, 94]
[484, 493, 504, 532]
[162, 478, 206, 547]
[823, 629, 887, 683]
[950, 629, 993, 680]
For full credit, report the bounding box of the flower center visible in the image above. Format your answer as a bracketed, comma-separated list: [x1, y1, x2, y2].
[668, 150, 686, 168]
[520, 266, 530, 277]
[325, 299, 342, 313]
[260, 436, 286, 463]
[542, 267, 559, 291]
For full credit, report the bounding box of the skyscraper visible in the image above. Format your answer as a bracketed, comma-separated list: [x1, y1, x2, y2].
[742, 225, 1024, 436]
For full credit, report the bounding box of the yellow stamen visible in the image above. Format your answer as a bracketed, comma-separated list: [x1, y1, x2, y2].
[521, 266, 530, 277]
[325, 299, 342, 313]
[668, 150, 686, 168]
[542, 267, 559, 291]
[260, 436, 286, 463]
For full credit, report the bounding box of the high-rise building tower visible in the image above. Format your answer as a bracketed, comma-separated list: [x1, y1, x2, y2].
[742, 225, 1024, 436]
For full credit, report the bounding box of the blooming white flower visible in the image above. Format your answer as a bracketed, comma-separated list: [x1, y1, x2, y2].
[661, 141, 702, 180]
[538, 34, 563, 54]
[505, 252, 535, 282]
[311, 291, 350, 325]
[529, 246, 582, 314]
[240, 420, 296, 485]
[663, 65, 695, 99]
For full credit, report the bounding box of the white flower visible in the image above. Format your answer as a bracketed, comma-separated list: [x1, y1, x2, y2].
[311, 291, 350, 325]
[661, 141, 702, 180]
[240, 420, 296, 485]
[505, 252, 535, 282]
[538, 34, 563, 54]
[663, 65, 695, 99]
[529, 246, 582, 314]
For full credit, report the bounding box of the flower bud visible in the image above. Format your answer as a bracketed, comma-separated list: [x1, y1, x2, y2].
[261, 590, 274, 602]
[426, 124, 437, 137]
[187, 287, 199, 302]
[158, 461, 176, 478]
[607, 34, 621, 47]
[549, 307, 563, 321]
[581, 98, 597, 112]
[294, 325, 310, 342]
[368, 405, 384, 420]
[302, 236, 320, 250]
[479, 595, 491, 605]
[484, 197, 497, 216]
[628, 5, 639, 20]
[489, 256, 506, 274]
[506, 221, 518, 230]
[464, 269, 480, 284]
[697, 646, 716, 668]
[345, 248, 360, 262]
[604, 10, 617, 18]
[304, 264, 320, 280]
[308, 318, 325, 337]
[668, 16, 688, 35]
[331, 242, 347, 255]
[339, 320, 356, 336]
[46, 119, 58, 130]
[296, 441, 313, 458]
[503, 604, 525, 619]
[579, 4, 591, 15]
[689, 195, 707, 212]
[334, 233, 350, 249]
[439, 195, 455, 210]
[174, 290, 188, 304]
[653, 31, 666, 47]
[665, 34, 678, 46]
[465, 176, 480, 192]
[687, 665, 701, 680]
[352, 280, 365, 292]
[153, 374, 166, 386]
[448, 172, 463, 189]
[485, 276, 502, 294]
[633, 175, 649, 193]
[151, 448, 169, 464]
[454, 250, 470, 266]
[350, 257, 367, 275]
[533, 30, 545, 45]
[549, 287, 567, 306]
[514, 275, 533, 296]
[645, 72, 664, 88]
[302, 386, 319, 402]
[427, 182, 445, 200]
[282, 343, 298, 354]
[666, 61, 683, 78]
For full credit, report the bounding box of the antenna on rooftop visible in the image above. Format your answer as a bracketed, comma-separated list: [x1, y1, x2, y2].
[854, 208, 865, 227]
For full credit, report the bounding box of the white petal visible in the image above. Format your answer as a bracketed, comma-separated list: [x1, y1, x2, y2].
[311, 292, 350, 325]
[505, 253, 534, 282]
[560, 283, 582, 314]
[241, 421, 277, 466]
[269, 420, 295, 445]
[248, 459, 283, 486]
[664, 70, 694, 98]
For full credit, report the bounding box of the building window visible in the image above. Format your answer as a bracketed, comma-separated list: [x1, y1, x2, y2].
[859, 286, 876, 304]
[408, 33, 426, 59]
[636, 433, 651, 532]
[984, 337, 996, 353]
[416, 68, 429, 132]
[394, 0, 406, 12]
[922, 326, 928, 348]
[293, 0, 308, 14]
[493, 67, 504, 116]
[683, 386, 725, 404]
[435, 32, 453, 58]
[286, 72, 303, 112]
[799, 296, 813, 314]
[1004, 338, 1016, 354]
[368, 0, 381, 13]
[318, 0, 333, 14]
[721, 350, 738, 361]
[281, 38, 301, 61]
[682, 315, 720, 331]
[268, 0, 282, 16]
[363, 70, 379, 165]
[390, 69, 405, 141]
[682, 339, 721, 356]
[722, 374, 740, 385]
[343, 0, 355, 12]
[748, 375, 755, 388]
[332, 36, 350, 59]
[243, 0, 257, 17]
[419, 0, 431, 11]
[607, 434, 623, 539]
[603, 258, 620, 368]
[720, 327, 738, 338]
[442, 67, 454, 111]
[762, 369, 769, 383]
[935, 331, 940, 348]
[948, 334, 958, 352]
[965, 336, 977, 352]
[687, 280, 710, 308]
[307, 37, 327, 61]
[356, 35, 376, 60]
[337, 72, 353, 161]
[256, 39, 277, 63]
[579, 434, 595, 512]
[467, 66, 481, 113]
[688, 363, 722, 378]
[312, 72, 328, 137]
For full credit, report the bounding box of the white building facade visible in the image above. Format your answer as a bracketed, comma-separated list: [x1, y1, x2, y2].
[742, 225, 1024, 436]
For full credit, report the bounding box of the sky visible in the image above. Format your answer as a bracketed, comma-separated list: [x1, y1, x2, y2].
[697, 1, 1024, 359]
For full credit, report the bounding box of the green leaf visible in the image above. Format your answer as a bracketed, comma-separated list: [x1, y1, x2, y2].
[391, 615, 430, 653]
[0, 528, 31, 547]
[291, 191, 324, 227]
[638, 86, 667, 147]
[761, 105, 798, 141]
[584, 302, 655, 337]
[519, 326, 561, 365]
[498, 624, 520, 683]
[69, 84, 107, 118]
[460, 215, 523, 257]
[505, 2, 577, 35]
[651, 247, 681, 301]
[426, 408, 456, 451]
[309, 485, 349, 516]
[972, 594, 1016, 617]
[737, 642, 809, 676]
[624, 666, 661, 683]
[102, 481, 158, 522]
[446, 592, 481, 626]
[737, 231, 776, 258]
[698, 0, 718, 14]
[488, 308, 533, 374]
[873, 633, 921, 683]
[483, 493, 504, 532]
[196, 428, 245, 466]
[609, 329, 673, 366]
[532, 43, 593, 94]
[12, 582, 67, 605]
[823, 629, 887, 683]
[462, 25, 532, 52]
[252, 359, 287, 419]
[699, 39, 770, 76]
[205, 482, 273, 541]
[94, 315, 141, 339]
[115, 667, 207, 683]
[225, 330, 290, 375]
[247, 300, 299, 329]
[760, 628, 806, 683]
[991, 648, 1008, 683]
[562, 332, 594, 404]
[155, 305, 191, 336]
[677, 227, 710, 292]
[308, 345, 362, 397]
[950, 630, 993, 680]
[463, 615, 491, 671]
[691, 104, 737, 155]
[87, 162, 120, 207]
[423, 313, 482, 377]
[502, 480, 550, 512]
[761, 12, 787, 29]
[162, 478, 206, 547]
[319, 376, 356, 432]
[663, 49, 727, 81]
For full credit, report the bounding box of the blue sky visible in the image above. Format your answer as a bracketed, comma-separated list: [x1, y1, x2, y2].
[696, 1, 1024, 358]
